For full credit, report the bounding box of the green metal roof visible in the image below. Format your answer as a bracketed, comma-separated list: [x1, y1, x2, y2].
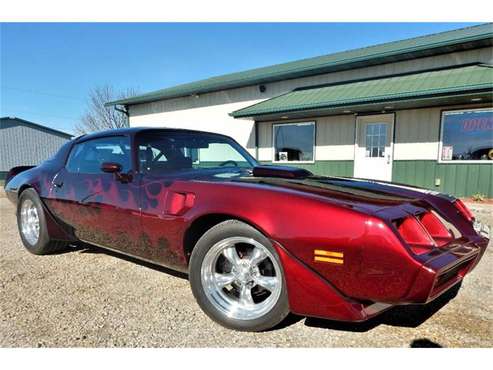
[230, 64, 493, 118]
[107, 23, 493, 107]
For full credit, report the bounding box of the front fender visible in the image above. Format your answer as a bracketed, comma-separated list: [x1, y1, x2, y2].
[178, 180, 422, 304]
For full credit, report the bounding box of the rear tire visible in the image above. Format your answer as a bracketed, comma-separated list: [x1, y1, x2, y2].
[189, 220, 289, 332]
[17, 188, 68, 255]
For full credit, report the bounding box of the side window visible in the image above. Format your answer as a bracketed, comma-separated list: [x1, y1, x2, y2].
[138, 145, 168, 172]
[66, 136, 131, 174]
[197, 143, 248, 168]
[137, 137, 191, 174]
[136, 132, 254, 175]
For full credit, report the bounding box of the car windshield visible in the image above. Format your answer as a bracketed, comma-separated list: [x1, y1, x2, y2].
[137, 131, 258, 175]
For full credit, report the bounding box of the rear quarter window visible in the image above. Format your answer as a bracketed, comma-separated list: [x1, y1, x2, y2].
[66, 136, 131, 174]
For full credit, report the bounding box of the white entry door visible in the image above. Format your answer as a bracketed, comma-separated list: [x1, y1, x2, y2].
[354, 114, 394, 181]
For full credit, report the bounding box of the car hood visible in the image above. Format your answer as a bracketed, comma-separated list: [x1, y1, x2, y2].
[150, 166, 452, 215]
[232, 174, 450, 215]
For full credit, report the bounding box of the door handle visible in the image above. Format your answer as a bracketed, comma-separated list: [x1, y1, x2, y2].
[387, 154, 391, 164]
[54, 181, 64, 188]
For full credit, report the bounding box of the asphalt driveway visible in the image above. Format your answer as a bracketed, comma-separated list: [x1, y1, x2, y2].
[0, 192, 491, 347]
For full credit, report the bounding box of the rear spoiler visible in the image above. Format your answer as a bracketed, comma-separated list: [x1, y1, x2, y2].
[5, 166, 36, 186]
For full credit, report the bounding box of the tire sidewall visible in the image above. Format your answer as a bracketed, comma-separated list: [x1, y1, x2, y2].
[189, 220, 289, 332]
[17, 188, 51, 255]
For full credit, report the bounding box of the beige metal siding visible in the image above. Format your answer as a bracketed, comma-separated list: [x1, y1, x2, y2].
[129, 100, 260, 155]
[257, 121, 272, 161]
[315, 115, 355, 160]
[394, 108, 441, 160]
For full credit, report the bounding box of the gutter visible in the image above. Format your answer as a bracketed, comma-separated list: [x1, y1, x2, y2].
[114, 104, 129, 118]
[113, 105, 130, 126]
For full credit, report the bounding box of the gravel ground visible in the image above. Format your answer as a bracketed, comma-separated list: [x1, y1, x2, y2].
[0, 191, 491, 348]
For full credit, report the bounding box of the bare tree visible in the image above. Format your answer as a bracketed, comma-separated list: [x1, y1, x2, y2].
[76, 85, 138, 134]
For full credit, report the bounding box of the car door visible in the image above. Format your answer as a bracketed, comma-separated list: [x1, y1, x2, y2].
[48, 135, 142, 252]
[134, 132, 199, 269]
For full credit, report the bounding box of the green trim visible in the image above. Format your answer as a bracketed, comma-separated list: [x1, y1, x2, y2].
[231, 65, 493, 118]
[392, 160, 493, 198]
[106, 24, 493, 106]
[260, 160, 354, 177]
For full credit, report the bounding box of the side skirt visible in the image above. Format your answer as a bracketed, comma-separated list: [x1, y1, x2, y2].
[78, 238, 189, 275]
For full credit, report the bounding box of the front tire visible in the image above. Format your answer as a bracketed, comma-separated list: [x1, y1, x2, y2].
[17, 188, 67, 255]
[189, 220, 289, 332]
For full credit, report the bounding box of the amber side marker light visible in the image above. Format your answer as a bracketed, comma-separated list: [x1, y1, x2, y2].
[314, 250, 344, 264]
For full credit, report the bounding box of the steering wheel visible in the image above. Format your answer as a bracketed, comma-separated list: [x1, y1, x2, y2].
[218, 160, 238, 167]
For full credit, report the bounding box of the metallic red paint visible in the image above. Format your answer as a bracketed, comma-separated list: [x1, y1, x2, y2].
[4, 128, 489, 322]
[418, 211, 454, 247]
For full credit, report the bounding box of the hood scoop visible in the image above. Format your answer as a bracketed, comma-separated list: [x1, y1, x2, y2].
[252, 165, 313, 179]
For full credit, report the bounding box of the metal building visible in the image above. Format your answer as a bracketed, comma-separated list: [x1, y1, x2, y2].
[0, 117, 72, 181]
[107, 23, 493, 198]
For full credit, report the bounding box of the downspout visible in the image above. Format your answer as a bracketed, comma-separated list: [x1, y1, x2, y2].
[254, 121, 259, 161]
[114, 104, 130, 126]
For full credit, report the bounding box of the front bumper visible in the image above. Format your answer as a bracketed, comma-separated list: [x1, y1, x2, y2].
[351, 237, 488, 321]
[404, 237, 488, 304]
[275, 231, 489, 322]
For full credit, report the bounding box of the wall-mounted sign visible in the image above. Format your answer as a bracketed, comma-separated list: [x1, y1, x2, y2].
[278, 151, 288, 162]
[442, 146, 453, 161]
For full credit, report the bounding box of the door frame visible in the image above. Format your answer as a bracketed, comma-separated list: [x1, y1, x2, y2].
[353, 113, 395, 181]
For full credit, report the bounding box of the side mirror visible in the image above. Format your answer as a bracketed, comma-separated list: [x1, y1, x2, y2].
[101, 162, 132, 183]
[101, 162, 122, 174]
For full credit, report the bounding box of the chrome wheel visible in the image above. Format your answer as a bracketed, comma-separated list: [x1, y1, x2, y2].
[201, 236, 282, 321]
[20, 199, 40, 246]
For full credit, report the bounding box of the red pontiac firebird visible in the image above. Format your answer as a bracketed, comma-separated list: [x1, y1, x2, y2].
[5, 128, 490, 332]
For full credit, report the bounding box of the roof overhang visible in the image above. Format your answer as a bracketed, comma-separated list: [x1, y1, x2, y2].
[236, 91, 493, 122]
[230, 65, 493, 121]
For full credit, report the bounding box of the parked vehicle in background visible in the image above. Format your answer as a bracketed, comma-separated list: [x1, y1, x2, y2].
[4, 127, 490, 331]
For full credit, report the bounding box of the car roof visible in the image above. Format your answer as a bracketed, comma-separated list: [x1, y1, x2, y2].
[75, 127, 229, 143]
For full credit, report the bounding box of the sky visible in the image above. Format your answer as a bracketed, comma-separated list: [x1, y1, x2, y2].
[0, 22, 481, 134]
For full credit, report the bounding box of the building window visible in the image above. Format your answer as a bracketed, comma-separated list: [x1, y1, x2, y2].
[365, 123, 387, 158]
[440, 108, 493, 162]
[273, 122, 315, 162]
